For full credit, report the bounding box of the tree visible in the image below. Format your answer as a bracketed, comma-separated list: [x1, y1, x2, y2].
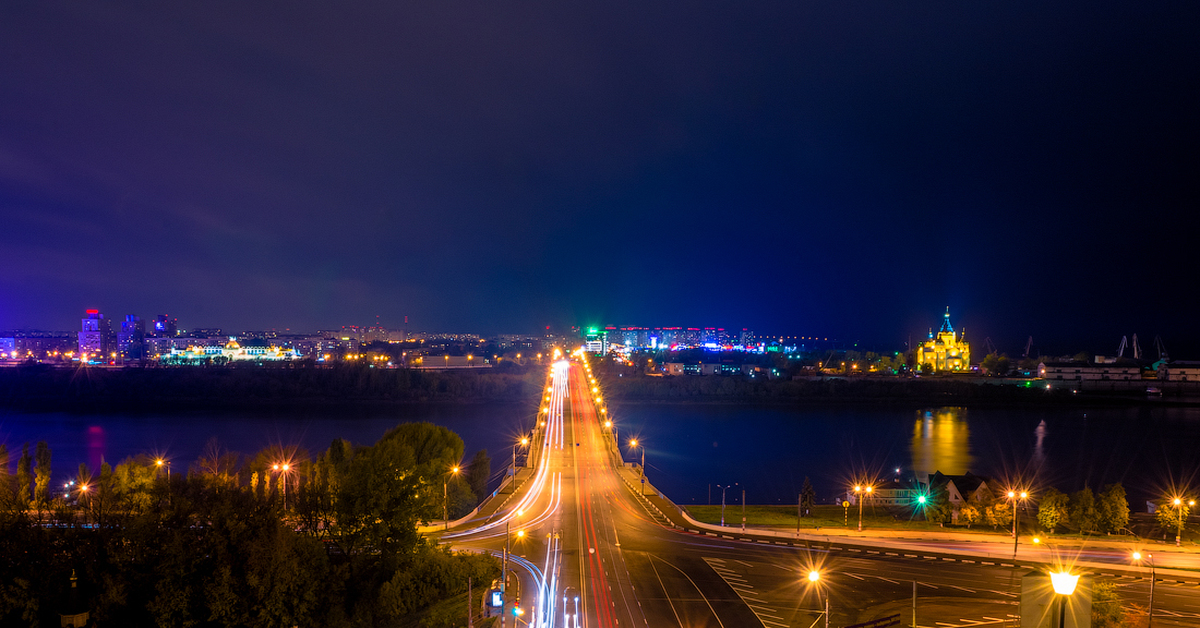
[800, 477, 816, 517]
[981, 353, 1011, 376]
[1098, 484, 1130, 534]
[1155, 499, 1190, 540]
[959, 502, 981, 528]
[1038, 489, 1070, 533]
[15, 444, 31, 507]
[983, 496, 1013, 530]
[1090, 581, 1124, 628]
[925, 485, 953, 525]
[33, 441, 51, 512]
[1070, 487, 1099, 534]
[465, 449, 491, 503]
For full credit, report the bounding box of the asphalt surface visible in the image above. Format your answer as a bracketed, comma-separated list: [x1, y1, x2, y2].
[442, 360, 1200, 627]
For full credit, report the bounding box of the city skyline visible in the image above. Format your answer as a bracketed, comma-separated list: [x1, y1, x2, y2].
[3, 3, 1197, 353]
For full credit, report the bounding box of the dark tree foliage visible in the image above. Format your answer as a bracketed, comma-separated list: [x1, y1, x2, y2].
[465, 449, 491, 503]
[0, 423, 499, 627]
[800, 477, 816, 517]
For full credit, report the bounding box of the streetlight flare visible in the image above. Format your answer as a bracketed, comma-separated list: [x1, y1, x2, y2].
[807, 570, 821, 582]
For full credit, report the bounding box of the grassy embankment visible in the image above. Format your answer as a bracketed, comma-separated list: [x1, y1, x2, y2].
[684, 504, 1160, 544]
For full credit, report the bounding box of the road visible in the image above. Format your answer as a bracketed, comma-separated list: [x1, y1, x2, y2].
[444, 359, 1200, 627]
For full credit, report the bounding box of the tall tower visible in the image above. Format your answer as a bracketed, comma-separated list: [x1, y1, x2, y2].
[78, 310, 114, 361]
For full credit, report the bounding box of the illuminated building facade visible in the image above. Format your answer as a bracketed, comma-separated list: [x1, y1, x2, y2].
[78, 310, 115, 361]
[163, 339, 301, 363]
[916, 307, 970, 372]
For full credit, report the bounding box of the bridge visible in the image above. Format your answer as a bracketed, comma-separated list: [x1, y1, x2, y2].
[437, 358, 1200, 627]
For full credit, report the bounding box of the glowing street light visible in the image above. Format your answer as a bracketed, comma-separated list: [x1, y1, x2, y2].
[273, 463, 292, 509]
[1008, 490, 1029, 557]
[1049, 571, 1079, 628]
[155, 458, 171, 481]
[630, 439, 646, 496]
[1132, 552, 1155, 626]
[804, 569, 829, 628]
[853, 483, 874, 532]
[444, 465, 460, 530]
[1170, 497, 1194, 547]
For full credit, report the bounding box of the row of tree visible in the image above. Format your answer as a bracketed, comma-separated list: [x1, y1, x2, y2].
[0, 423, 501, 627]
[923, 483, 1132, 536]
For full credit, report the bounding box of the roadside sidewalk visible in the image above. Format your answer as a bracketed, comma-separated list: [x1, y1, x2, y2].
[612, 464, 1200, 584]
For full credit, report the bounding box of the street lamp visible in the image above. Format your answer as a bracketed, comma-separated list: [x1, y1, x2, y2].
[272, 463, 291, 509]
[1049, 571, 1079, 628]
[155, 458, 170, 481]
[1008, 490, 1029, 557]
[1132, 551, 1155, 627]
[444, 466, 460, 530]
[629, 439, 646, 495]
[804, 569, 829, 628]
[1171, 498, 1193, 547]
[718, 483, 738, 526]
[853, 483, 874, 532]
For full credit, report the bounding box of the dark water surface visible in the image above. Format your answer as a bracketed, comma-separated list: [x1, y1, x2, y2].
[609, 403, 1200, 509]
[0, 404, 536, 490]
[3, 403, 1198, 509]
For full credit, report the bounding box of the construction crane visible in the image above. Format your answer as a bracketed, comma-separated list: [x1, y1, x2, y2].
[1155, 336, 1169, 362]
[984, 337, 999, 356]
[1117, 336, 1127, 358]
[1131, 334, 1141, 360]
[1022, 336, 1033, 360]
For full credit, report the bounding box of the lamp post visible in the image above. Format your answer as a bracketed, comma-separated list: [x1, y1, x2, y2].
[718, 483, 737, 526]
[806, 570, 829, 628]
[1008, 490, 1028, 557]
[272, 463, 291, 509]
[1049, 571, 1079, 628]
[1133, 552, 1155, 627]
[444, 466, 460, 530]
[854, 484, 873, 532]
[155, 458, 170, 481]
[630, 439, 645, 495]
[1171, 498, 1193, 547]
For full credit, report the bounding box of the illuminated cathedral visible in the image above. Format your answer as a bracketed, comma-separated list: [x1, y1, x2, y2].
[917, 307, 970, 372]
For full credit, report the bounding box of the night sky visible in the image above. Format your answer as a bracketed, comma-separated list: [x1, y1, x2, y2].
[2, 2, 1197, 354]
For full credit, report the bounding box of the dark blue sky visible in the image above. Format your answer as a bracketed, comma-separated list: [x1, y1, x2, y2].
[2, 2, 1197, 355]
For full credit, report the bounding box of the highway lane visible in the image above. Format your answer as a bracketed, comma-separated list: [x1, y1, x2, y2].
[444, 357, 1200, 627]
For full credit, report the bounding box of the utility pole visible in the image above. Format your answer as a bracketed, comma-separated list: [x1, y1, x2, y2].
[742, 488, 746, 532]
[468, 577, 473, 628]
[798, 492, 802, 532]
[912, 581, 917, 628]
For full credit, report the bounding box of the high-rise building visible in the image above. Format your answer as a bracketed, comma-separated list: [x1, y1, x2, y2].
[153, 314, 178, 337]
[118, 315, 147, 363]
[78, 310, 115, 361]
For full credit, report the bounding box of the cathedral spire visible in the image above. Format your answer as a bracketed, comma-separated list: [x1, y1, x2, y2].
[939, 306, 954, 334]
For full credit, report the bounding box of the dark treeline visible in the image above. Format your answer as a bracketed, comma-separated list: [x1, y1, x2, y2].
[0, 423, 499, 627]
[0, 363, 543, 411]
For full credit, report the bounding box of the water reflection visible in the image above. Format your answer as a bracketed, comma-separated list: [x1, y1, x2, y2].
[911, 407, 973, 479]
[1033, 419, 1047, 464]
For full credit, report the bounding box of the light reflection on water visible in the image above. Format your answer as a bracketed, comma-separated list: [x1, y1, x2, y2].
[910, 407, 973, 479]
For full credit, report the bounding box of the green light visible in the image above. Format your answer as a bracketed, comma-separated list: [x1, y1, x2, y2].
[917, 495, 927, 505]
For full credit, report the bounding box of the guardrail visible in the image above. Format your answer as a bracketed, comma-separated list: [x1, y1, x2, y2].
[845, 613, 901, 628]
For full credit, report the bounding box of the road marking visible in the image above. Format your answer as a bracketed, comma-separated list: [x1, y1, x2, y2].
[874, 576, 900, 585]
[886, 552, 898, 556]
[844, 572, 867, 580]
[948, 585, 976, 593]
[981, 562, 994, 565]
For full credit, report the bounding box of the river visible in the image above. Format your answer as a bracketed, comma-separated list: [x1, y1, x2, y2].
[2, 402, 1197, 509]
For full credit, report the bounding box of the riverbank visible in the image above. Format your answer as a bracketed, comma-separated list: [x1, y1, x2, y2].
[602, 374, 1182, 406]
[4, 363, 1183, 414]
[0, 363, 544, 413]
